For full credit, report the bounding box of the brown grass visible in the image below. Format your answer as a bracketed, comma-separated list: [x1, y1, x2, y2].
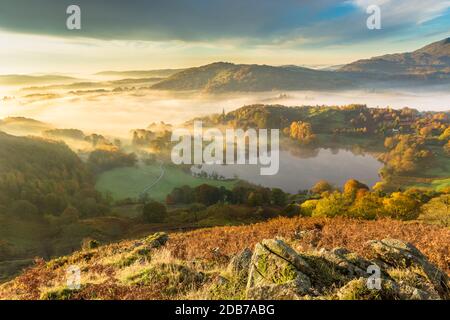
[167, 217, 450, 274]
[1, 216, 449, 300]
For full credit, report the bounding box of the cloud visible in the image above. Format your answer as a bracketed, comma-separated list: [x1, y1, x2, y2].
[0, 0, 448, 71]
[352, 0, 450, 25]
[0, 0, 337, 41]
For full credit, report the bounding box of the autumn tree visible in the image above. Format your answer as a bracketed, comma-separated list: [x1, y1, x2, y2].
[382, 192, 420, 220]
[142, 201, 167, 223]
[287, 121, 316, 145]
[310, 180, 334, 195]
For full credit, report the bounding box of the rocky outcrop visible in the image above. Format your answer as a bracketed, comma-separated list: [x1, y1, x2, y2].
[246, 239, 312, 299]
[244, 237, 449, 300]
[227, 248, 252, 277]
[367, 238, 449, 299]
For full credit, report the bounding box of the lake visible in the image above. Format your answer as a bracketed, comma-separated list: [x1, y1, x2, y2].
[192, 148, 383, 193]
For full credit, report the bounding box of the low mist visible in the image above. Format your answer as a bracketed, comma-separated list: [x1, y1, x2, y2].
[1, 85, 449, 139]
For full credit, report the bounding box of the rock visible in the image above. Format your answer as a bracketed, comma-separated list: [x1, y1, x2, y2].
[81, 238, 100, 250]
[398, 284, 440, 300]
[336, 277, 400, 300]
[367, 238, 449, 298]
[246, 239, 312, 299]
[247, 278, 310, 300]
[143, 232, 169, 249]
[317, 248, 372, 278]
[227, 248, 252, 277]
[260, 239, 312, 275]
[243, 237, 447, 300]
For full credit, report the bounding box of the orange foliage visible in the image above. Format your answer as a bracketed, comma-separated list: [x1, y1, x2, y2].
[167, 216, 450, 274]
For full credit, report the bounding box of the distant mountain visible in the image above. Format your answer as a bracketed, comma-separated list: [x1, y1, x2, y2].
[0, 117, 53, 136]
[149, 38, 450, 93]
[340, 38, 450, 75]
[151, 62, 353, 92]
[0, 75, 78, 86]
[95, 69, 185, 78]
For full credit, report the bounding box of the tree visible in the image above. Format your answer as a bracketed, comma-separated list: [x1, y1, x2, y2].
[247, 191, 264, 207]
[310, 180, 333, 195]
[288, 121, 316, 145]
[438, 127, 450, 141]
[194, 184, 221, 206]
[382, 192, 420, 220]
[87, 149, 137, 174]
[444, 140, 450, 156]
[343, 179, 369, 199]
[8, 200, 40, 219]
[142, 201, 167, 223]
[312, 192, 348, 217]
[271, 188, 287, 206]
[349, 192, 383, 220]
[60, 206, 80, 223]
[299, 200, 318, 217]
[419, 194, 450, 226]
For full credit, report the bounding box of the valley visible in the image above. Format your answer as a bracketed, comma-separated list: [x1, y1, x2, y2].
[0, 36, 449, 300]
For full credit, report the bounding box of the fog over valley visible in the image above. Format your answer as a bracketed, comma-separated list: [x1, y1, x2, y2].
[1, 84, 449, 138]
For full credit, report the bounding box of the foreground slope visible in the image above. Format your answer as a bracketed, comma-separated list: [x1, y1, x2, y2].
[1, 217, 448, 300]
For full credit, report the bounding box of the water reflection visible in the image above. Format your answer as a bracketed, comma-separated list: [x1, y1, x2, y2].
[193, 148, 383, 193]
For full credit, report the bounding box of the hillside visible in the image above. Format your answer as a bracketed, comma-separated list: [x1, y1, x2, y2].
[0, 133, 111, 280]
[149, 38, 450, 92]
[0, 117, 53, 136]
[95, 69, 185, 78]
[0, 216, 448, 300]
[151, 62, 353, 92]
[340, 38, 450, 75]
[0, 74, 78, 86]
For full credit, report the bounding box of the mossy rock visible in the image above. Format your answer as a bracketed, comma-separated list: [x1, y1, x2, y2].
[368, 238, 449, 298]
[336, 278, 400, 300]
[207, 274, 247, 300]
[227, 248, 252, 278]
[247, 240, 312, 299]
[144, 232, 169, 249]
[302, 254, 350, 289]
[388, 268, 441, 300]
[81, 238, 100, 250]
[46, 256, 69, 270]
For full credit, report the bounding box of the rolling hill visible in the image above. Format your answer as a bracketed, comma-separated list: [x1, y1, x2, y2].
[149, 38, 450, 92]
[95, 68, 185, 78]
[340, 37, 450, 75]
[151, 62, 353, 92]
[0, 74, 78, 86]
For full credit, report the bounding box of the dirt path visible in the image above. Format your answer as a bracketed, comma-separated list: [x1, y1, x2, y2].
[140, 161, 165, 197]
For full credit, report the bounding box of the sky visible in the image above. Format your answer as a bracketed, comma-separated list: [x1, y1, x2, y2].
[0, 0, 449, 74]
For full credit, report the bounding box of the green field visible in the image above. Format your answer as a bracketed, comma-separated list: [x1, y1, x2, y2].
[96, 164, 237, 201]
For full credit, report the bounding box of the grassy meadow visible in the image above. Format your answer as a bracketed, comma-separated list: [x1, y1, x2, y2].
[96, 163, 237, 202]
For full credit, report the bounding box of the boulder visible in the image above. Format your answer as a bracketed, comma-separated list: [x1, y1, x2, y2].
[143, 232, 169, 249]
[316, 247, 372, 278]
[367, 238, 449, 298]
[227, 248, 252, 277]
[242, 237, 448, 300]
[336, 277, 400, 300]
[246, 238, 312, 299]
